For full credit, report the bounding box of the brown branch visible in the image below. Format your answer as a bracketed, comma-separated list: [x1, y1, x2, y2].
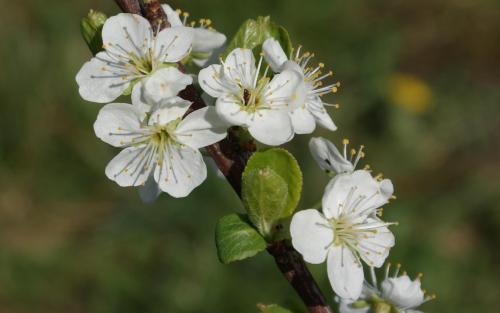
[142, 0, 170, 31]
[268, 241, 333, 313]
[114, 0, 141, 15]
[116, 1, 334, 312]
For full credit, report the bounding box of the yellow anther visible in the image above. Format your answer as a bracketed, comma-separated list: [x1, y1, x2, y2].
[342, 138, 350, 145]
[416, 272, 423, 279]
[319, 62, 325, 68]
[205, 19, 212, 26]
[332, 86, 338, 93]
[175, 9, 182, 14]
[182, 12, 190, 17]
[350, 148, 357, 156]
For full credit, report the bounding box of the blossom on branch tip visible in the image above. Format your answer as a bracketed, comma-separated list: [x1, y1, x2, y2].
[199, 48, 303, 146]
[262, 38, 338, 134]
[93, 96, 227, 199]
[290, 170, 396, 300]
[162, 5, 227, 67]
[76, 13, 193, 103]
[338, 263, 435, 313]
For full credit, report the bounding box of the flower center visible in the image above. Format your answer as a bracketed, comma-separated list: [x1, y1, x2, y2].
[150, 118, 181, 145]
[127, 52, 154, 75]
[239, 77, 269, 112]
[329, 217, 376, 247]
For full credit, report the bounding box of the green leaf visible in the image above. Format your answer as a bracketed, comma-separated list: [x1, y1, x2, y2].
[215, 214, 267, 264]
[258, 304, 293, 313]
[242, 148, 302, 238]
[223, 16, 293, 58]
[80, 10, 107, 56]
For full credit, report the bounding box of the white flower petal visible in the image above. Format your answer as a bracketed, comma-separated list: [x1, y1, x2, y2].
[263, 70, 303, 110]
[380, 179, 394, 199]
[322, 170, 388, 219]
[102, 13, 151, 59]
[290, 209, 333, 264]
[105, 145, 155, 187]
[94, 103, 147, 147]
[357, 218, 395, 268]
[199, 64, 237, 98]
[138, 175, 162, 203]
[309, 137, 353, 174]
[290, 106, 316, 134]
[131, 81, 151, 114]
[175, 107, 228, 149]
[308, 98, 337, 131]
[76, 52, 131, 103]
[143, 67, 192, 103]
[262, 38, 288, 72]
[192, 28, 226, 52]
[156, 26, 194, 63]
[381, 275, 425, 309]
[248, 109, 294, 146]
[154, 144, 207, 197]
[215, 96, 249, 126]
[161, 4, 183, 27]
[224, 48, 256, 88]
[148, 97, 192, 126]
[327, 245, 364, 300]
[282, 60, 304, 73]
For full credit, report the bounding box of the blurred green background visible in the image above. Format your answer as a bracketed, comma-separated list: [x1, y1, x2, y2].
[1, 0, 499, 312]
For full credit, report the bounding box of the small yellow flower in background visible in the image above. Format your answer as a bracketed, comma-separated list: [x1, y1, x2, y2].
[388, 73, 433, 114]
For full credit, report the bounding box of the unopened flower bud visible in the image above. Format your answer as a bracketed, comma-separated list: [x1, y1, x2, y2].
[80, 10, 107, 55]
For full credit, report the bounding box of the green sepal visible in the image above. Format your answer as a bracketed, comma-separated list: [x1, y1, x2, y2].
[80, 10, 107, 56]
[242, 148, 302, 239]
[121, 78, 139, 96]
[222, 16, 293, 58]
[215, 214, 267, 264]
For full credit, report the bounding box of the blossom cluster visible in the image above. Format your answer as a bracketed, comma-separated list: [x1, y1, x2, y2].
[76, 8, 340, 199]
[76, 5, 431, 312]
[76, 9, 229, 201]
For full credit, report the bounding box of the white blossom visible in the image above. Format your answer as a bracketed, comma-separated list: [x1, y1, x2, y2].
[93, 96, 227, 199]
[309, 137, 366, 174]
[262, 38, 338, 134]
[290, 170, 396, 300]
[162, 5, 226, 67]
[76, 13, 193, 103]
[339, 263, 435, 313]
[199, 48, 303, 146]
